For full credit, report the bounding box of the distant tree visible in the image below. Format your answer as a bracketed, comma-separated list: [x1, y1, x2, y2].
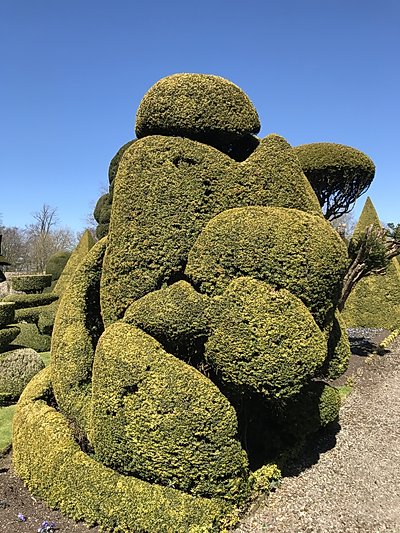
[0, 226, 27, 271]
[24, 204, 76, 272]
[294, 143, 375, 221]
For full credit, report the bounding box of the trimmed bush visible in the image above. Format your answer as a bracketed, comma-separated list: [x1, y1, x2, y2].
[45, 251, 72, 282]
[91, 322, 249, 501]
[15, 306, 43, 324]
[52, 239, 106, 435]
[0, 347, 44, 404]
[11, 322, 51, 352]
[135, 73, 260, 153]
[342, 197, 400, 329]
[2, 293, 58, 309]
[13, 367, 233, 533]
[95, 223, 109, 240]
[93, 193, 112, 225]
[321, 311, 351, 380]
[124, 280, 210, 359]
[205, 278, 326, 400]
[53, 230, 95, 297]
[294, 142, 375, 219]
[186, 206, 348, 327]
[11, 274, 52, 294]
[0, 302, 15, 327]
[0, 326, 20, 346]
[100, 134, 322, 325]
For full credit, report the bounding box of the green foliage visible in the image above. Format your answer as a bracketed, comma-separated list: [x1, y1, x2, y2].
[124, 280, 210, 360]
[11, 274, 52, 294]
[53, 229, 95, 296]
[0, 302, 15, 327]
[342, 257, 400, 329]
[135, 73, 261, 154]
[100, 134, 322, 325]
[52, 238, 106, 435]
[0, 347, 44, 404]
[186, 206, 347, 327]
[205, 277, 326, 400]
[0, 404, 16, 454]
[321, 311, 351, 380]
[13, 368, 232, 533]
[93, 193, 111, 224]
[294, 142, 375, 220]
[91, 322, 249, 501]
[45, 251, 71, 281]
[2, 293, 58, 309]
[250, 464, 281, 495]
[11, 322, 51, 352]
[0, 326, 20, 346]
[15, 305, 43, 323]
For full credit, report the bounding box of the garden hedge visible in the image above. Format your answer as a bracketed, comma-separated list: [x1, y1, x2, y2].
[11, 274, 52, 293]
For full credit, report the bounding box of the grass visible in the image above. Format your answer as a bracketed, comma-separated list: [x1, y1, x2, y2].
[337, 384, 353, 402]
[0, 404, 16, 454]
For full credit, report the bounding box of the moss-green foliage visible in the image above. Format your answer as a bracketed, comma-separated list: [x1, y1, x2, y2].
[124, 281, 210, 360]
[13, 368, 232, 533]
[15, 305, 43, 323]
[2, 293, 58, 309]
[0, 302, 15, 327]
[276, 381, 341, 438]
[0, 404, 16, 454]
[11, 274, 52, 293]
[100, 135, 323, 325]
[11, 322, 51, 352]
[0, 326, 20, 346]
[135, 73, 261, 153]
[186, 206, 347, 327]
[205, 278, 326, 400]
[45, 251, 71, 282]
[53, 229, 95, 297]
[37, 304, 57, 335]
[321, 311, 351, 380]
[93, 193, 112, 224]
[0, 347, 44, 404]
[52, 239, 106, 435]
[293, 142, 375, 218]
[343, 198, 400, 329]
[342, 257, 400, 329]
[91, 322, 249, 501]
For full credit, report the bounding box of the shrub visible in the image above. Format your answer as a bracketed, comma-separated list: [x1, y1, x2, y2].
[2, 293, 58, 309]
[185, 206, 348, 327]
[13, 368, 232, 533]
[0, 326, 20, 346]
[100, 134, 323, 325]
[11, 274, 52, 294]
[321, 311, 351, 380]
[0, 302, 15, 327]
[45, 251, 72, 282]
[0, 347, 44, 404]
[90, 322, 249, 501]
[205, 277, 326, 400]
[11, 323, 51, 352]
[135, 73, 261, 154]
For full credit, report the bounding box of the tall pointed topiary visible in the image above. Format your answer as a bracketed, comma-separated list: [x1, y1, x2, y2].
[342, 197, 400, 330]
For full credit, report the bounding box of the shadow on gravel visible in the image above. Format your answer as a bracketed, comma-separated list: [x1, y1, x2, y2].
[348, 336, 380, 356]
[279, 421, 341, 477]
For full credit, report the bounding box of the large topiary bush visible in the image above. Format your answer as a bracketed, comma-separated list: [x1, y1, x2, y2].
[13, 73, 349, 532]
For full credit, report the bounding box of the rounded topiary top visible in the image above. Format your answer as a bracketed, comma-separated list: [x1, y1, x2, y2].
[293, 142, 375, 220]
[135, 73, 260, 150]
[11, 274, 52, 294]
[46, 251, 72, 282]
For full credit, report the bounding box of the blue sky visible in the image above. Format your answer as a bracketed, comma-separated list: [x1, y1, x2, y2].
[1, 0, 399, 233]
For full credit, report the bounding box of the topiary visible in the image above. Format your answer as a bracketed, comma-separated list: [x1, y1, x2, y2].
[45, 251, 71, 282]
[2, 293, 58, 309]
[0, 302, 15, 327]
[11, 274, 52, 294]
[0, 347, 44, 404]
[13, 73, 350, 532]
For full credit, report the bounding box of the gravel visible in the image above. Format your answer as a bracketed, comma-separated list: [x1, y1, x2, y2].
[234, 334, 400, 533]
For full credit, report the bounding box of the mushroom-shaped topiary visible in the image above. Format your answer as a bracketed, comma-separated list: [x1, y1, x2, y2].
[293, 142, 375, 220]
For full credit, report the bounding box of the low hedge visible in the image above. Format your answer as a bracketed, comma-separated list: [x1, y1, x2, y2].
[11, 274, 52, 294]
[0, 326, 20, 346]
[12, 322, 51, 352]
[0, 302, 15, 327]
[13, 367, 233, 533]
[2, 293, 58, 309]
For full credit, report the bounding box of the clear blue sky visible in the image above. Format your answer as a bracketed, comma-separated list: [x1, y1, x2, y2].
[1, 0, 399, 233]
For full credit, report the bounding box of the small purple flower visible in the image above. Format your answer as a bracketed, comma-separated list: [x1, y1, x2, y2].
[37, 520, 57, 533]
[17, 512, 27, 521]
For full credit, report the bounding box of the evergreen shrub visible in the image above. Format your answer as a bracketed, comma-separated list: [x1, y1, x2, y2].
[0, 302, 15, 327]
[0, 347, 44, 404]
[11, 274, 52, 294]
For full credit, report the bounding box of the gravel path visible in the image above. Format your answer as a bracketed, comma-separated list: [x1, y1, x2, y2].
[234, 337, 400, 533]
